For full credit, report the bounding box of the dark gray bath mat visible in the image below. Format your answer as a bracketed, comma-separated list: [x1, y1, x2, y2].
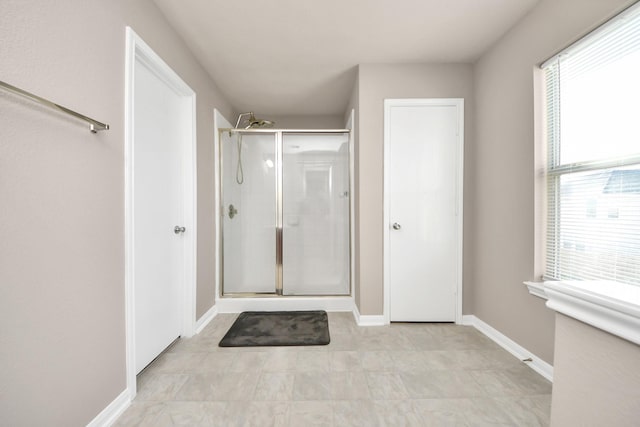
[219, 310, 330, 347]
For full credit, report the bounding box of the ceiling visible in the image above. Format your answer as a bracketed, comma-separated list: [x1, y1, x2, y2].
[153, 0, 539, 116]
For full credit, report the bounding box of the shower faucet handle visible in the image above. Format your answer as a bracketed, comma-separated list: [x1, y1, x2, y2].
[228, 204, 238, 219]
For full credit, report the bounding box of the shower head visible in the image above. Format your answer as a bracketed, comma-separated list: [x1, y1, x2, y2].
[247, 117, 275, 129]
[235, 112, 275, 129]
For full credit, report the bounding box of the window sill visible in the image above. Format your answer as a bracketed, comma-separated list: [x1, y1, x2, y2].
[523, 281, 548, 299]
[528, 280, 640, 345]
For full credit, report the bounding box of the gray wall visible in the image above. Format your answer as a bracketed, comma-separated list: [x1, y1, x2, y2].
[471, 0, 634, 364]
[354, 64, 474, 315]
[0, 0, 233, 425]
[265, 114, 344, 129]
[551, 314, 640, 426]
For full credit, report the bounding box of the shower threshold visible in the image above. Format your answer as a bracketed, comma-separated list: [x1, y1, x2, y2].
[215, 295, 354, 314]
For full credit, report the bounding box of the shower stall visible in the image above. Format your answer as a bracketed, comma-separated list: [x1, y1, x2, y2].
[219, 127, 351, 297]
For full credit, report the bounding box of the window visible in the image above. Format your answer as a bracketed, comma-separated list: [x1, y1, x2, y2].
[542, 3, 640, 286]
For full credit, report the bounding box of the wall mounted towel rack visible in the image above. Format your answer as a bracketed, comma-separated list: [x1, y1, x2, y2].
[0, 79, 109, 133]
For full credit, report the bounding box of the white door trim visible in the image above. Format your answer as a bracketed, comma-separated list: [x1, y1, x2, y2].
[124, 27, 197, 398]
[383, 98, 464, 325]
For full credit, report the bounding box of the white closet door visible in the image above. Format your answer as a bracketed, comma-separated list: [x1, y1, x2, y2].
[386, 99, 463, 322]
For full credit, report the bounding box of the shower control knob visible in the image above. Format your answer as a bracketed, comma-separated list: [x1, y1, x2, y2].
[392, 222, 401, 230]
[228, 204, 238, 219]
[174, 226, 186, 234]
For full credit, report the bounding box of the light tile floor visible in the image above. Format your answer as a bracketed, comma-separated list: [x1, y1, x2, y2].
[115, 312, 552, 426]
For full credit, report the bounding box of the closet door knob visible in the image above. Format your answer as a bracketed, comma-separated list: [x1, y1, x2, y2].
[174, 226, 186, 234]
[392, 222, 401, 230]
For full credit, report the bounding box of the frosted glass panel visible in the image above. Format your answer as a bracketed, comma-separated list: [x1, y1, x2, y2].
[282, 133, 350, 295]
[221, 132, 276, 293]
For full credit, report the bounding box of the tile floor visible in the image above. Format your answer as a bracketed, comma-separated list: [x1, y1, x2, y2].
[115, 312, 552, 426]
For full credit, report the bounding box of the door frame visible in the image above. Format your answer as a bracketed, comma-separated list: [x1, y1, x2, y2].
[124, 27, 197, 398]
[383, 98, 464, 325]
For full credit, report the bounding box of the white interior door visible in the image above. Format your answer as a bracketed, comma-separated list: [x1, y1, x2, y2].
[133, 59, 186, 373]
[386, 99, 463, 322]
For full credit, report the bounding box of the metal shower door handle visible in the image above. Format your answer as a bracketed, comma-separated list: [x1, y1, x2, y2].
[174, 226, 186, 234]
[392, 222, 401, 230]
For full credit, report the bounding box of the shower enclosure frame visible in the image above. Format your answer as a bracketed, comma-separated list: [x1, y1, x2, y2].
[218, 128, 352, 298]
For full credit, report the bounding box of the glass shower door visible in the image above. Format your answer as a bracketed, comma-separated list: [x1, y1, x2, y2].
[221, 131, 277, 294]
[282, 133, 350, 295]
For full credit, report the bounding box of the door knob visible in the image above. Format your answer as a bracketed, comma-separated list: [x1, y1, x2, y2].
[174, 226, 186, 234]
[392, 222, 401, 230]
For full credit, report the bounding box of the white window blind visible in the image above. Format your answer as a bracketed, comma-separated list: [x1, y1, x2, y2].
[542, 2, 640, 286]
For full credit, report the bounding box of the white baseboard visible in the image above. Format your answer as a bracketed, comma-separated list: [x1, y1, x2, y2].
[86, 389, 130, 427]
[462, 315, 554, 382]
[215, 296, 354, 313]
[352, 304, 386, 326]
[195, 305, 218, 334]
